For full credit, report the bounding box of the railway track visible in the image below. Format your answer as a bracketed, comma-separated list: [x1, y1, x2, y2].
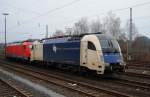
[2, 59, 150, 90]
[0, 78, 32, 97]
[0, 60, 150, 97]
[124, 71, 150, 79]
[127, 66, 150, 71]
[127, 63, 150, 68]
[114, 77, 150, 90]
[0, 60, 132, 97]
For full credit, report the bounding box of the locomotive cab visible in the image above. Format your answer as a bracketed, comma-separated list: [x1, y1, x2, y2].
[80, 35, 105, 74]
[80, 34, 125, 74]
[96, 34, 126, 73]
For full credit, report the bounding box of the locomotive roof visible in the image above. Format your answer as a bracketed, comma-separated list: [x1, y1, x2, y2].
[42, 32, 116, 44]
[43, 36, 81, 43]
[22, 39, 39, 42]
[95, 34, 115, 40]
[42, 32, 103, 41]
[7, 39, 38, 45]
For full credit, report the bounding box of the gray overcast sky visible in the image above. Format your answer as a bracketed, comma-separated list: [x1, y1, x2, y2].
[0, 0, 150, 42]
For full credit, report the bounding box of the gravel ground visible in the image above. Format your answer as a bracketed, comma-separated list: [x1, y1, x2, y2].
[0, 67, 66, 97]
[0, 65, 96, 97]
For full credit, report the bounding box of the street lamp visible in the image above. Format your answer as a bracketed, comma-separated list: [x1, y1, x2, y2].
[2, 13, 9, 57]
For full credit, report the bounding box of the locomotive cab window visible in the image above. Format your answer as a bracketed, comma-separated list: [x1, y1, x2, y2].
[88, 41, 96, 50]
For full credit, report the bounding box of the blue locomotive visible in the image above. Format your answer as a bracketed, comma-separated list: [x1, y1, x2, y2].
[30, 33, 126, 74]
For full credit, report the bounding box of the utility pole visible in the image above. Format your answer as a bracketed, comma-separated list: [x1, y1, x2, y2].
[45, 25, 48, 38]
[2, 13, 9, 57]
[130, 8, 132, 42]
[129, 8, 132, 60]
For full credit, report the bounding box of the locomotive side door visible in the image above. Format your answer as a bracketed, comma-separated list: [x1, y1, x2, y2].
[87, 41, 98, 69]
[80, 41, 87, 67]
[30, 44, 35, 61]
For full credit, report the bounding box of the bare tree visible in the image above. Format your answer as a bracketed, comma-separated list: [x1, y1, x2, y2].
[90, 20, 103, 33]
[102, 12, 121, 39]
[53, 30, 64, 37]
[73, 18, 89, 35]
[65, 27, 72, 35]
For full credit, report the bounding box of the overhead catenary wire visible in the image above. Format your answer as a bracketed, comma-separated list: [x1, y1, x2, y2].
[65, 1, 150, 24]
[9, 0, 150, 31]
[3, 0, 150, 42]
[8, 0, 81, 30]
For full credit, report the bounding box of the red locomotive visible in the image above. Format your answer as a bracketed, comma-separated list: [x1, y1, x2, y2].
[6, 40, 33, 61]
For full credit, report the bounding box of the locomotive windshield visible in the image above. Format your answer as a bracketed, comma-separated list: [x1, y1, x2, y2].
[100, 40, 120, 53]
[96, 34, 120, 53]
